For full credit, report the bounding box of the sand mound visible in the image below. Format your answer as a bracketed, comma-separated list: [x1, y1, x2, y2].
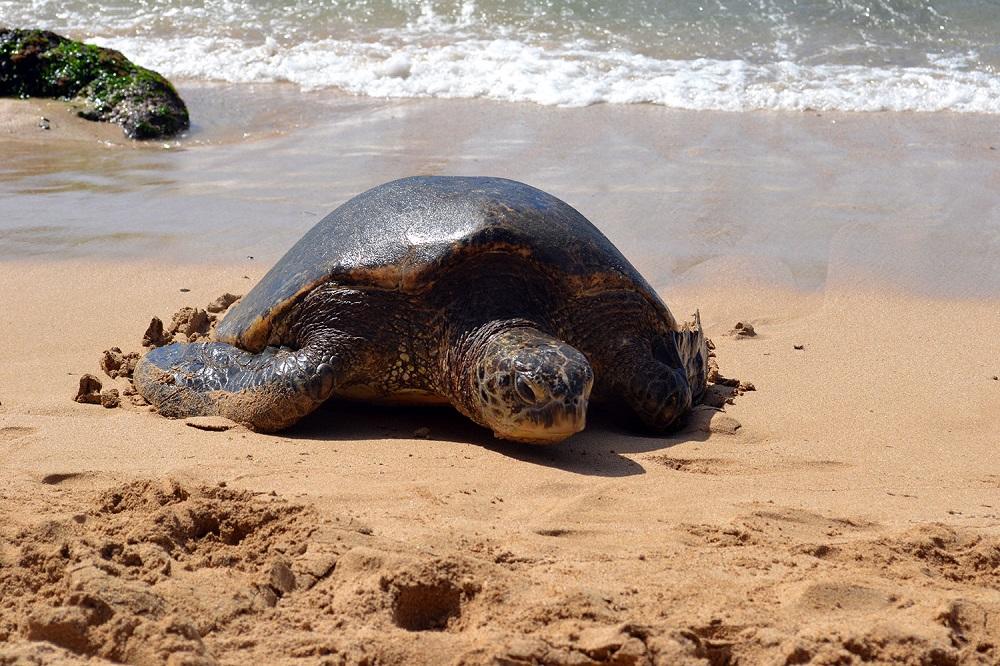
[0, 479, 317, 664]
[2, 478, 998, 665]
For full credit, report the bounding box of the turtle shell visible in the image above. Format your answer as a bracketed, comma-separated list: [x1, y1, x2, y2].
[217, 176, 672, 351]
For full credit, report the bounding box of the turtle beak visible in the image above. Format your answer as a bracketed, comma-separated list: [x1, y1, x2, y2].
[530, 398, 589, 441]
[491, 409, 586, 444]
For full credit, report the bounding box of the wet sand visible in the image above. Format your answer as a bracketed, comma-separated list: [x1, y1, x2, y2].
[1, 89, 999, 664]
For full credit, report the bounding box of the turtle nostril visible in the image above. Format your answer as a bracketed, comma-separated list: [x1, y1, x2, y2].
[514, 374, 541, 403]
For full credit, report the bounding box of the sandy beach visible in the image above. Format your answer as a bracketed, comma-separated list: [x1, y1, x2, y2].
[1, 89, 999, 665]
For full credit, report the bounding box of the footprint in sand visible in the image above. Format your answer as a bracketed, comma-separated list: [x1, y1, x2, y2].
[792, 580, 894, 613]
[652, 456, 738, 475]
[679, 505, 878, 550]
[741, 506, 878, 547]
[0, 426, 38, 442]
[650, 456, 849, 476]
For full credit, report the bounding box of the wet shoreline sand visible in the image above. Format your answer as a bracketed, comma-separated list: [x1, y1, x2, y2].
[4, 85, 1000, 297]
[1, 87, 999, 663]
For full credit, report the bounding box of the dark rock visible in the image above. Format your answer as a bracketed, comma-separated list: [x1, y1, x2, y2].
[74, 374, 102, 404]
[122, 356, 139, 379]
[100, 347, 125, 376]
[0, 27, 189, 139]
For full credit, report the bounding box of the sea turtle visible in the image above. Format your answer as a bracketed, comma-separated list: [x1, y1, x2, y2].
[134, 176, 707, 443]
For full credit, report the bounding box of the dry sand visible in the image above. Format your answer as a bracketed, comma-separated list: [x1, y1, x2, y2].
[1, 95, 999, 665]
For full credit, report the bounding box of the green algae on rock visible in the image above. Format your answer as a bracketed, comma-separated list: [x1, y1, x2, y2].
[0, 27, 188, 139]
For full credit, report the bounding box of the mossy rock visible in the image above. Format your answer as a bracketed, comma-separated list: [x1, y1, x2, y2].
[0, 27, 189, 139]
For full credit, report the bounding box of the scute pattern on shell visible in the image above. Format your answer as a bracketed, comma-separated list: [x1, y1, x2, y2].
[215, 176, 669, 352]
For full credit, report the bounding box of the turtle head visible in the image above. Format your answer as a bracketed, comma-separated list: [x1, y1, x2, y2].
[471, 327, 593, 444]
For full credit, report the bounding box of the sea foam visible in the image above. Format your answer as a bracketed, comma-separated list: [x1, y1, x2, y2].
[89, 34, 1000, 113]
[7, 0, 998, 113]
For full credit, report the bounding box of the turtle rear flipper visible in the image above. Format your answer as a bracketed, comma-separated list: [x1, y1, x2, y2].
[134, 339, 339, 432]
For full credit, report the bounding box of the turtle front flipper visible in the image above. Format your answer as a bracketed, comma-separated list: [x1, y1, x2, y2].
[563, 291, 708, 433]
[612, 322, 709, 432]
[134, 339, 339, 432]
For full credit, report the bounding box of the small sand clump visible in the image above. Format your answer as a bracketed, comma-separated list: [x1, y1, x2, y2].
[687, 405, 742, 434]
[695, 336, 753, 415]
[167, 307, 213, 342]
[73, 374, 102, 404]
[99, 347, 140, 379]
[207, 293, 241, 313]
[729, 321, 757, 337]
[80, 294, 244, 410]
[142, 317, 171, 348]
[99, 389, 120, 409]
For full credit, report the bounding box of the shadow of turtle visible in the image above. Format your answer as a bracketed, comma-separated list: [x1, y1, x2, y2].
[281, 400, 710, 478]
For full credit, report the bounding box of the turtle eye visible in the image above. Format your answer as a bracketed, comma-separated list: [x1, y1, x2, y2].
[514, 375, 540, 403]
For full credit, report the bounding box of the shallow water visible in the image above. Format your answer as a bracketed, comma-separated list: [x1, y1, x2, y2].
[2, 84, 998, 299]
[3, 0, 1000, 111]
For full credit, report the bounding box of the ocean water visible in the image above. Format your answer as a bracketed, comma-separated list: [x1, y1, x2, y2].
[3, 0, 1000, 112]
